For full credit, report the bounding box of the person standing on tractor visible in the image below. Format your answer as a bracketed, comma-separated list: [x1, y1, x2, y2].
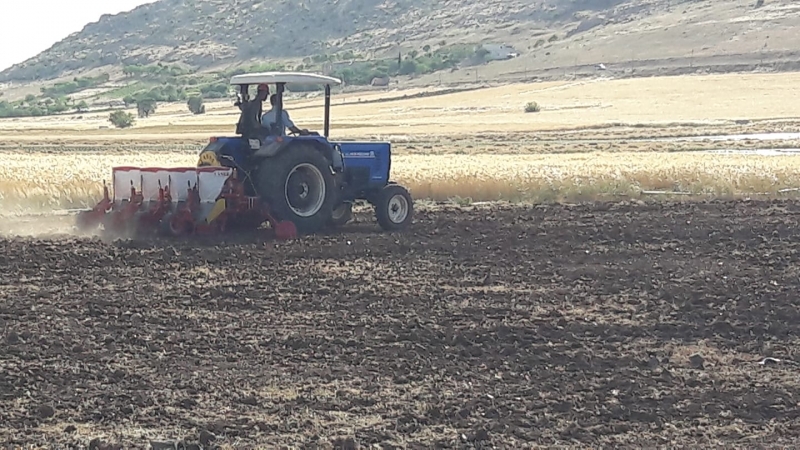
[236, 84, 270, 137]
[261, 94, 307, 135]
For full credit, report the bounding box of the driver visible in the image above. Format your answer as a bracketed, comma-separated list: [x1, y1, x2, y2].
[261, 94, 306, 135]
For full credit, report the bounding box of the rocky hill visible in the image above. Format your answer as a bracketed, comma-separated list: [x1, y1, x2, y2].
[1, 0, 636, 82]
[3, 0, 800, 89]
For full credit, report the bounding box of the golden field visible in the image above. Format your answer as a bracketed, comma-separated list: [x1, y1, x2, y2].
[1, 71, 800, 217]
[2, 71, 800, 142]
[2, 150, 800, 215]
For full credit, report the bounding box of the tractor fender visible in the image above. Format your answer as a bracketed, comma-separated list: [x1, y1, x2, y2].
[299, 139, 342, 170]
[255, 138, 340, 169]
[253, 140, 285, 158]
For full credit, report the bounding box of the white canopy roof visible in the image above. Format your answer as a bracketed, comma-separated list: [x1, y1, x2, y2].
[230, 72, 342, 86]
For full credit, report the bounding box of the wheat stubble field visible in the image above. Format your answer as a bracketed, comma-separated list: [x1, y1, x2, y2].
[4, 72, 800, 448]
[2, 72, 800, 216]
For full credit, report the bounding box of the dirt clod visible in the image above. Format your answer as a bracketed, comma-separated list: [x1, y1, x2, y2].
[36, 404, 55, 419]
[689, 353, 705, 369]
[332, 437, 358, 450]
[198, 430, 216, 446]
[6, 331, 19, 344]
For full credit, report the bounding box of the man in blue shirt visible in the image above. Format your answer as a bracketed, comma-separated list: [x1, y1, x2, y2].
[261, 94, 306, 135]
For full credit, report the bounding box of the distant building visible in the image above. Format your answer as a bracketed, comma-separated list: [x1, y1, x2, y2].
[370, 76, 390, 87]
[482, 44, 518, 61]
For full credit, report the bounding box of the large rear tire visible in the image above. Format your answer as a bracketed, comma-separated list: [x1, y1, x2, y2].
[256, 145, 336, 235]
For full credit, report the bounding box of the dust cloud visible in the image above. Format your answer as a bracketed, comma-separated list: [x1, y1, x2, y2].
[0, 210, 94, 239]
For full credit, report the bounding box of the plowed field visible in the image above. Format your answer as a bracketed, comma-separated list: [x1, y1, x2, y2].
[2, 200, 800, 448]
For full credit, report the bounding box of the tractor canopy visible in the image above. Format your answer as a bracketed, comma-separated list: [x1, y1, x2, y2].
[229, 71, 342, 140]
[229, 71, 342, 87]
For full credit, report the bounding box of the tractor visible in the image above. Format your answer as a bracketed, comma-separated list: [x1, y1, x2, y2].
[76, 71, 414, 240]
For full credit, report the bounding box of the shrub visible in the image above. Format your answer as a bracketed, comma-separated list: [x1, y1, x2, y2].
[109, 111, 135, 128]
[524, 102, 541, 113]
[187, 96, 205, 114]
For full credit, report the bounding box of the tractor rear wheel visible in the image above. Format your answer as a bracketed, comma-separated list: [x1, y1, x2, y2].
[256, 145, 335, 235]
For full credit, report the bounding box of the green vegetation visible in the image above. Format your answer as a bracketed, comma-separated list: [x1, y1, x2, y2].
[122, 64, 192, 79]
[136, 99, 157, 118]
[187, 96, 205, 115]
[0, 72, 110, 118]
[41, 73, 110, 98]
[0, 96, 79, 118]
[525, 102, 541, 113]
[108, 111, 134, 128]
[327, 43, 490, 86]
[0, 42, 494, 120]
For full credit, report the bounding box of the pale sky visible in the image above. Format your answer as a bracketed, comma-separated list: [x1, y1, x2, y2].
[0, 0, 157, 71]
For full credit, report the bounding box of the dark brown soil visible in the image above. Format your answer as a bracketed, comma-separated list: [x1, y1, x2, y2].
[2, 200, 800, 448]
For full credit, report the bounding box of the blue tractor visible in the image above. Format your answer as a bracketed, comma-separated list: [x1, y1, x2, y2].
[196, 71, 414, 235]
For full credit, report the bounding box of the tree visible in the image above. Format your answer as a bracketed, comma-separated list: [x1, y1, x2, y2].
[75, 101, 89, 112]
[187, 95, 205, 115]
[136, 98, 157, 118]
[399, 59, 418, 75]
[109, 111, 134, 128]
[475, 46, 490, 62]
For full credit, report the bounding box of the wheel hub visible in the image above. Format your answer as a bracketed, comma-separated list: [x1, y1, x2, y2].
[388, 194, 409, 223]
[284, 163, 326, 218]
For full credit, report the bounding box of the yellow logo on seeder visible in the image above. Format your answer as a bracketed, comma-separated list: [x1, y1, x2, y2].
[198, 151, 220, 167]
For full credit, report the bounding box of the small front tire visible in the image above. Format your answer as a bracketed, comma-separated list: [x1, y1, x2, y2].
[374, 184, 413, 231]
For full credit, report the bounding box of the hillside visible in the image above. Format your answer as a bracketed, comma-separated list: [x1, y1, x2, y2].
[0, 0, 798, 113]
[4, 0, 799, 86]
[0, 0, 649, 82]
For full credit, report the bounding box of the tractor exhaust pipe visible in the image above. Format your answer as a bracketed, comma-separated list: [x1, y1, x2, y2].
[324, 84, 331, 138]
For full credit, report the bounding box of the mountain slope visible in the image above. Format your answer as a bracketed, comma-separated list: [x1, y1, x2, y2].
[1, 0, 632, 82]
[3, 0, 800, 86]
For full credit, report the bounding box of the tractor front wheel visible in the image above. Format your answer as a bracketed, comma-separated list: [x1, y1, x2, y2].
[374, 184, 413, 231]
[256, 145, 336, 235]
